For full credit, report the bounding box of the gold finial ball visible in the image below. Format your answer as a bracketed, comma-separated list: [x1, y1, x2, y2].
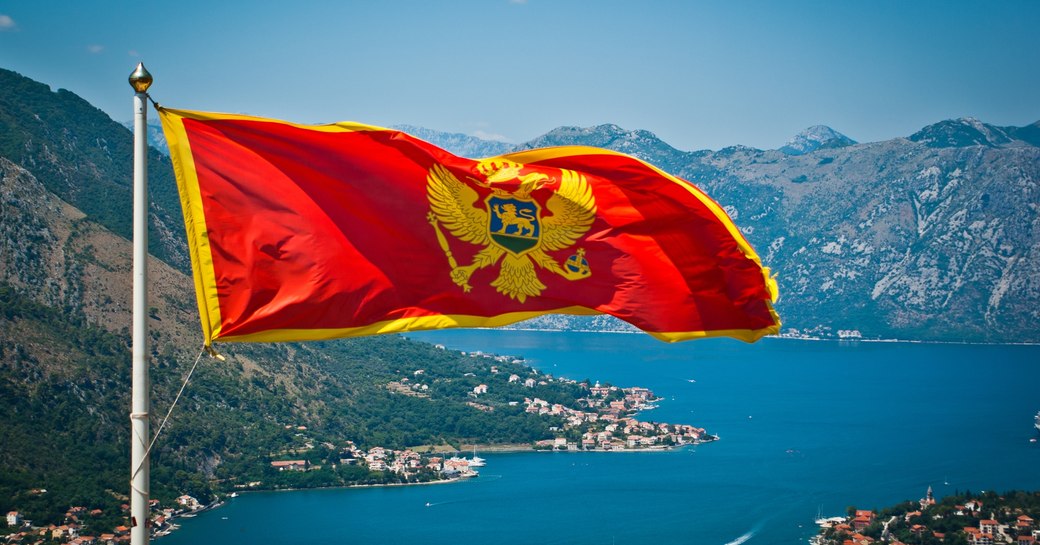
[128, 62, 153, 93]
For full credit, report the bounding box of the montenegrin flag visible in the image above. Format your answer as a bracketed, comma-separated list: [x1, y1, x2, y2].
[158, 107, 780, 346]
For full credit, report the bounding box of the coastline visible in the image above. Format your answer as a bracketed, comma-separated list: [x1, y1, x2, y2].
[156, 476, 469, 539]
[461, 443, 534, 453]
[462, 442, 711, 454]
[159, 439, 713, 537]
[483, 327, 1040, 347]
[241, 474, 470, 495]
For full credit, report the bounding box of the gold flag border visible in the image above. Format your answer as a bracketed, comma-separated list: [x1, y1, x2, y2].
[158, 108, 780, 346]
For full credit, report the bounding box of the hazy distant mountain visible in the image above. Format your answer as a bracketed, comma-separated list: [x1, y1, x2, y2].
[1008, 120, 1040, 147]
[127, 120, 512, 160]
[392, 124, 512, 158]
[779, 125, 856, 155]
[909, 117, 1015, 148]
[513, 123, 706, 169]
[122, 120, 169, 155]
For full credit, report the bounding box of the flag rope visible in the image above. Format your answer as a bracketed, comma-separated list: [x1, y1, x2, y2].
[130, 346, 208, 483]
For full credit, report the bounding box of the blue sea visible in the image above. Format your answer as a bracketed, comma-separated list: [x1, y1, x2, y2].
[161, 331, 1040, 544]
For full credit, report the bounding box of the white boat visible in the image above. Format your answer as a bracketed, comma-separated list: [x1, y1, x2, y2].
[814, 506, 845, 528]
[1034, 411, 1039, 432]
[469, 447, 486, 467]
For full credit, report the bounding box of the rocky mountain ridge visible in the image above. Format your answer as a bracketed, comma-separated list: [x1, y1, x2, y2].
[779, 125, 856, 155]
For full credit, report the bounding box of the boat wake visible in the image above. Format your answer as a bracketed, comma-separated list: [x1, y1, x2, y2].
[723, 528, 755, 545]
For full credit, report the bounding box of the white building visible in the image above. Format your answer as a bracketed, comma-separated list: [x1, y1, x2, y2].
[175, 495, 201, 510]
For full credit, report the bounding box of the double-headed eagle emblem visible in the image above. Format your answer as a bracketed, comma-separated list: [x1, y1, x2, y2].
[427, 158, 596, 303]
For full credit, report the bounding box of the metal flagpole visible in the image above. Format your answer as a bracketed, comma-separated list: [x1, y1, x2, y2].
[129, 62, 153, 545]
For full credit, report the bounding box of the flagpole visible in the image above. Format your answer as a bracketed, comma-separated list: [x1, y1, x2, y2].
[129, 62, 153, 545]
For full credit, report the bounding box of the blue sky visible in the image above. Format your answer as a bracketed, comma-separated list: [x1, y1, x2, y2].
[1, 1, 1038, 151]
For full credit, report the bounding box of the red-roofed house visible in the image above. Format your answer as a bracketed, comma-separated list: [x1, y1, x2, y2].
[853, 510, 875, 531]
[270, 460, 308, 471]
[848, 532, 875, 544]
[1017, 535, 1036, 545]
[980, 520, 999, 535]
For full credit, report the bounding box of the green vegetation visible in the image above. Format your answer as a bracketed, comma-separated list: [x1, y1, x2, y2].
[0, 282, 587, 534]
[821, 490, 1040, 545]
[0, 67, 187, 271]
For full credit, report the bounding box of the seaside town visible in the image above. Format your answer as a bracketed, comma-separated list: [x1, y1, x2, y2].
[2, 349, 713, 543]
[442, 348, 714, 451]
[813, 488, 1040, 545]
[5, 498, 200, 545]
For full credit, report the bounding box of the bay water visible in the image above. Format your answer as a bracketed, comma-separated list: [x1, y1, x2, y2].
[161, 331, 1040, 544]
